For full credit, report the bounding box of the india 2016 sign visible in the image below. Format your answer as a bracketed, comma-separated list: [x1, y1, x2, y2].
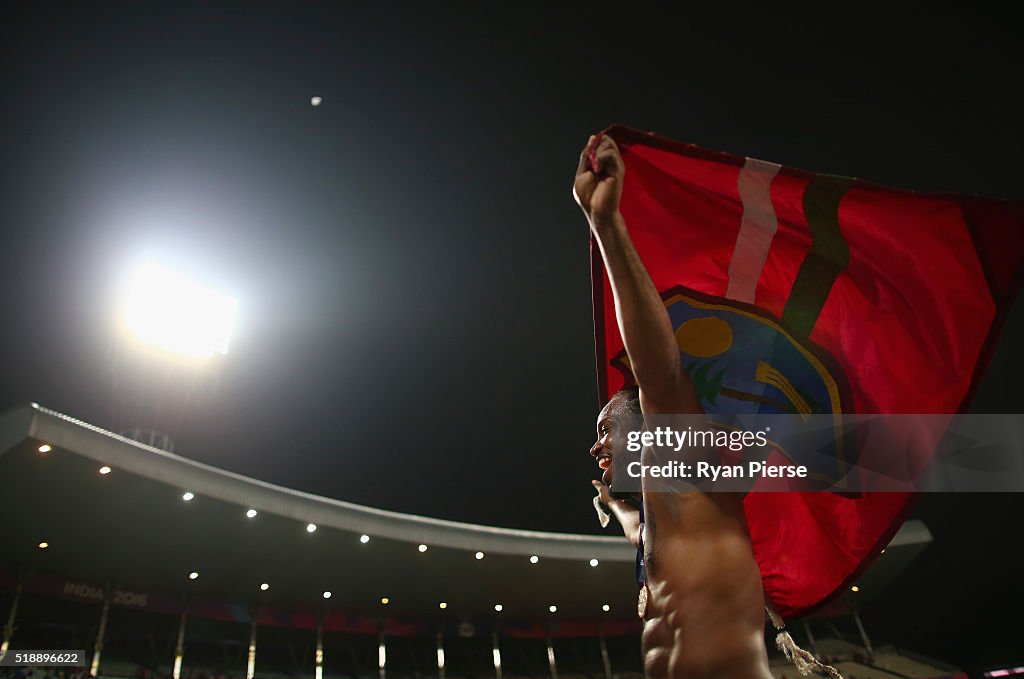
[62, 581, 149, 608]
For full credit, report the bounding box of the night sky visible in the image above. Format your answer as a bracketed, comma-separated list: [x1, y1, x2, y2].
[2, 2, 1022, 671]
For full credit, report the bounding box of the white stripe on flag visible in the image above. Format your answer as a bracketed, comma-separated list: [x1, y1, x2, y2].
[726, 158, 782, 304]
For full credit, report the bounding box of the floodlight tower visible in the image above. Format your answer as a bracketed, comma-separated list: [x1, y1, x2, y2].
[108, 261, 237, 451]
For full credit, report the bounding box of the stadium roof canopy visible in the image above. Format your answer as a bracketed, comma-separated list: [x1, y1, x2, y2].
[0, 403, 932, 636]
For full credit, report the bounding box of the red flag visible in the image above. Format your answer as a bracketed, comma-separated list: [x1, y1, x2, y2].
[592, 125, 1024, 618]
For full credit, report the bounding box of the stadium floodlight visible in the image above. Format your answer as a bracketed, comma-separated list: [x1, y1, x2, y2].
[322, 591, 332, 599]
[260, 583, 269, 591]
[439, 602, 447, 609]
[529, 555, 539, 564]
[418, 544, 428, 553]
[493, 604, 502, 612]
[548, 605, 557, 613]
[589, 558, 599, 567]
[851, 585, 860, 592]
[121, 261, 237, 358]
[475, 551, 485, 560]
[306, 523, 317, 533]
[38, 541, 49, 549]
[99, 466, 112, 475]
[380, 597, 389, 605]
[182, 492, 194, 501]
[246, 509, 258, 518]
[189, 572, 198, 580]
[38, 444, 51, 453]
[602, 604, 610, 612]
[360, 534, 370, 544]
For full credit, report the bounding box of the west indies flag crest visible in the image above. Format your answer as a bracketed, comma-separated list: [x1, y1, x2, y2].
[591, 125, 1024, 619]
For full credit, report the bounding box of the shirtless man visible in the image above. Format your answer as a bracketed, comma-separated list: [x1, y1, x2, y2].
[575, 134, 773, 678]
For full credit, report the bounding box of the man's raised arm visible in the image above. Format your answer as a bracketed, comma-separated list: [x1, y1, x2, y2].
[573, 135, 700, 415]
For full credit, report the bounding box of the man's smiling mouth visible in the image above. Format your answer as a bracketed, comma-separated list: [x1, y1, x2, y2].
[597, 454, 612, 470]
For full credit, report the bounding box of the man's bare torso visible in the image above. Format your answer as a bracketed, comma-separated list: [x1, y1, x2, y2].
[640, 492, 773, 679]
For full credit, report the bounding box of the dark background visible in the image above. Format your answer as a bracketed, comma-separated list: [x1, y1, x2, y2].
[2, 2, 1021, 672]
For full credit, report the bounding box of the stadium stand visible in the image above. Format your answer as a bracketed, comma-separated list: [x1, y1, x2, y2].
[0, 404, 958, 679]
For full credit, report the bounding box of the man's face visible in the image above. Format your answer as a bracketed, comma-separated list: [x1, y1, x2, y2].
[589, 397, 624, 487]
